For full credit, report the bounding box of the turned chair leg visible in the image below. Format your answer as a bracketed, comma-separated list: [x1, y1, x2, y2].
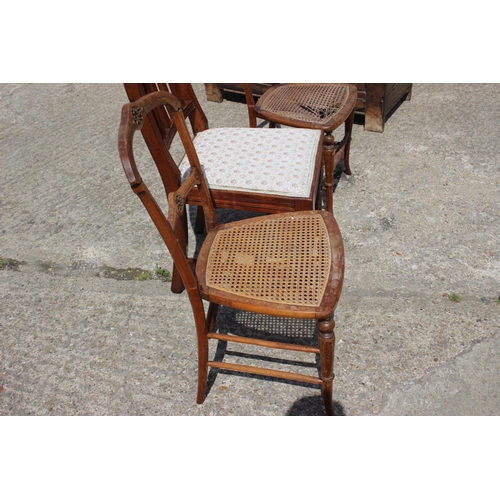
[323, 132, 335, 214]
[318, 316, 336, 416]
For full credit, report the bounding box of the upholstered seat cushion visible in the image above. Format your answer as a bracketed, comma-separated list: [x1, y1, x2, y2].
[178, 127, 322, 198]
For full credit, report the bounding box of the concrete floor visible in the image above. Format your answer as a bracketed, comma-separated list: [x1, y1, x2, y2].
[1, 83, 499, 416]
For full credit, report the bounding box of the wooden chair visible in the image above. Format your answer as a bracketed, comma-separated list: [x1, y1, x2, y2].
[124, 83, 325, 293]
[244, 83, 358, 213]
[119, 91, 345, 415]
[123, 84, 325, 213]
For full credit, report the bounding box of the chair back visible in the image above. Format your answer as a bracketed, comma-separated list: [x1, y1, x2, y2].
[118, 90, 217, 319]
[123, 84, 209, 196]
[243, 83, 258, 128]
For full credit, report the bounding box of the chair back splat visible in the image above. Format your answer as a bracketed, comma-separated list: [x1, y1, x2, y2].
[119, 90, 346, 415]
[123, 83, 208, 196]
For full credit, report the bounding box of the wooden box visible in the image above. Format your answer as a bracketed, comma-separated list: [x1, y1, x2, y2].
[354, 83, 412, 132]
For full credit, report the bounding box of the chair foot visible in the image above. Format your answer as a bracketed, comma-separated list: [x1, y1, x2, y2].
[196, 358, 208, 404]
[196, 380, 207, 404]
[343, 110, 355, 176]
[171, 266, 185, 294]
[322, 383, 335, 416]
[344, 156, 352, 176]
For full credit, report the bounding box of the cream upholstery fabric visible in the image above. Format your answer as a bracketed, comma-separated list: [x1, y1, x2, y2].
[178, 127, 321, 198]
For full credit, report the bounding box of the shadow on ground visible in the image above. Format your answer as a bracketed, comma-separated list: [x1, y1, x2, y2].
[287, 396, 346, 416]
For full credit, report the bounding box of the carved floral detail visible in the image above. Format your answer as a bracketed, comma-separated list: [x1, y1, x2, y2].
[175, 195, 185, 214]
[131, 106, 143, 126]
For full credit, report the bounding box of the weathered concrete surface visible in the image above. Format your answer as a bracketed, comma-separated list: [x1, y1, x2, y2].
[1, 83, 499, 415]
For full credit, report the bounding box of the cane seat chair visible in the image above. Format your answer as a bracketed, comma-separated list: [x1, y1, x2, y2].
[124, 84, 325, 293]
[119, 91, 345, 415]
[244, 83, 358, 213]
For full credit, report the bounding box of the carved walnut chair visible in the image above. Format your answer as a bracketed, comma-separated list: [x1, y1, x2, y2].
[119, 91, 345, 415]
[244, 83, 358, 213]
[124, 83, 325, 293]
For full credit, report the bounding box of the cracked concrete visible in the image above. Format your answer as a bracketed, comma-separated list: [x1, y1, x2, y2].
[1, 83, 499, 415]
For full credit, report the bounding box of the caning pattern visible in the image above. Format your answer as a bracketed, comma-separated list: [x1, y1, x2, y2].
[258, 84, 349, 125]
[206, 213, 331, 307]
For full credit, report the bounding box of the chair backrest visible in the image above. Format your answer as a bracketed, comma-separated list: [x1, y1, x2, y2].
[243, 83, 259, 128]
[123, 84, 209, 196]
[118, 90, 217, 322]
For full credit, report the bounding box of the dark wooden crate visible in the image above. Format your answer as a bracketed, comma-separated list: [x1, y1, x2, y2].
[204, 83, 412, 132]
[354, 83, 412, 132]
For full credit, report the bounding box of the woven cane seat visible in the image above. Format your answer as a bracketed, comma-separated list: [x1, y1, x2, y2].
[178, 127, 322, 198]
[255, 84, 356, 130]
[197, 211, 343, 316]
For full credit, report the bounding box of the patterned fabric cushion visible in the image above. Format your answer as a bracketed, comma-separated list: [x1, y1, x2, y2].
[178, 127, 321, 198]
